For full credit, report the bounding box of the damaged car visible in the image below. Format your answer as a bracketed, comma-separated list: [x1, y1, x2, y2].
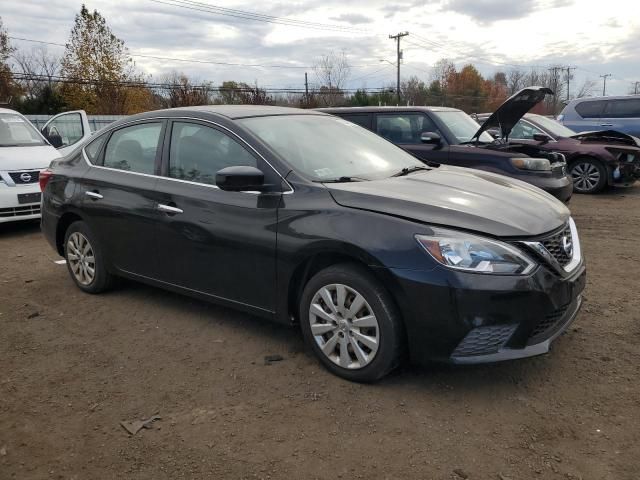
[475, 110, 640, 194]
[319, 88, 573, 202]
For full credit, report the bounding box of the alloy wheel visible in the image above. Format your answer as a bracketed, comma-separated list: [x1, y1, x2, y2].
[571, 162, 601, 192]
[66, 232, 96, 286]
[308, 283, 380, 369]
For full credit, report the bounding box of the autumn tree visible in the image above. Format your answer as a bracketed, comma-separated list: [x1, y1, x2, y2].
[60, 5, 152, 114]
[0, 17, 17, 104]
[401, 76, 430, 105]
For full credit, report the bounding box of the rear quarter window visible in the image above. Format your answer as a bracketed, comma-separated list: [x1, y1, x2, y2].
[575, 100, 605, 118]
[603, 99, 640, 118]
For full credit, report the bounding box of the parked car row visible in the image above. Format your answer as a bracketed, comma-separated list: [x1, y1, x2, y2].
[38, 105, 586, 382]
[320, 87, 575, 202]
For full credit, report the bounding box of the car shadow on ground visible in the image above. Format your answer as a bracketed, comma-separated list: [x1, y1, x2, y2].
[105, 277, 557, 393]
[0, 219, 41, 237]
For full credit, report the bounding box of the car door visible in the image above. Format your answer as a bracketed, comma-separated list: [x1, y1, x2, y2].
[41, 110, 92, 156]
[374, 112, 450, 163]
[153, 120, 281, 313]
[78, 120, 166, 278]
[571, 100, 606, 133]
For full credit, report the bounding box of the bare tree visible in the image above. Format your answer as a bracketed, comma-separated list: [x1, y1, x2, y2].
[158, 71, 213, 107]
[13, 47, 61, 100]
[576, 78, 597, 98]
[313, 50, 351, 106]
[506, 68, 526, 94]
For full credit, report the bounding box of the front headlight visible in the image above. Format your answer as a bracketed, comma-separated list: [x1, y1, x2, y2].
[415, 229, 536, 275]
[510, 157, 551, 171]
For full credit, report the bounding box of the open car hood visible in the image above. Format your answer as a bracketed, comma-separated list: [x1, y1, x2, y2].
[570, 129, 640, 147]
[473, 86, 553, 141]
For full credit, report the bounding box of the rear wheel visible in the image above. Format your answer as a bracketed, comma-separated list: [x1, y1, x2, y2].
[570, 158, 607, 194]
[63, 221, 114, 293]
[300, 263, 405, 382]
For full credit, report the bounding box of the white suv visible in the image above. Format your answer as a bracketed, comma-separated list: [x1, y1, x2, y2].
[0, 108, 91, 223]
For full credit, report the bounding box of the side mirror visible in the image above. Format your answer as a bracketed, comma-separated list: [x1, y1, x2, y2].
[216, 166, 265, 192]
[42, 126, 63, 148]
[420, 131, 442, 145]
[487, 128, 501, 139]
[533, 133, 552, 143]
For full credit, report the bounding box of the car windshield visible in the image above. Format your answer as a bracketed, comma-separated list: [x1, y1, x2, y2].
[238, 114, 426, 181]
[431, 111, 494, 143]
[528, 115, 576, 138]
[0, 113, 46, 147]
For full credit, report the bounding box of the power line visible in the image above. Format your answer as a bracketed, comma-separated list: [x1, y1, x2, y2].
[149, 0, 369, 33]
[8, 35, 382, 70]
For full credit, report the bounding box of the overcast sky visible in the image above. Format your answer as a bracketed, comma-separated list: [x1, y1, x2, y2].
[3, 0, 639, 96]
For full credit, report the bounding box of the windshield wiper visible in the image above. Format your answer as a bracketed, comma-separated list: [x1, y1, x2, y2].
[315, 176, 368, 183]
[0, 144, 20, 147]
[391, 166, 431, 177]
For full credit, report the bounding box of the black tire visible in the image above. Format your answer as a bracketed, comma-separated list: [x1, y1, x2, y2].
[63, 220, 114, 293]
[570, 157, 607, 194]
[299, 263, 405, 383]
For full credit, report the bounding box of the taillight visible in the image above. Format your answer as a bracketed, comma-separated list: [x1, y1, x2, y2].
[39, 168, 53, 192]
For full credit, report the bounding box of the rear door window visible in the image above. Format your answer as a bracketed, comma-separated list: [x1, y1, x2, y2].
[603, 99, 640, 118]
[103, 122, 163, 175]
[375, 113, 440, 144]
[575, 100, 605, 118]
[338, 114, 372, 130]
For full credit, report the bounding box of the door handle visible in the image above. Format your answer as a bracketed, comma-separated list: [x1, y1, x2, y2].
[85, 191, 103, 200]
[600, 123, 613, 127]
[157, 203, 183, 214]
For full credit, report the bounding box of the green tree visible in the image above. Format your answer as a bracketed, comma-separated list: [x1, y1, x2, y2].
[60, 5, 151, 114]
[0, 17, 18, 104]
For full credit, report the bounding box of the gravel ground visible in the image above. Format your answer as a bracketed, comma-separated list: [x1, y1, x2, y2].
[1, 186, 639, 480]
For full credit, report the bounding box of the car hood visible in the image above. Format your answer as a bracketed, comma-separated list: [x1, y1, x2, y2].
[473, 86, 553, 141]
[0, 145, 61, 170]
[569, 129, 640, 147]
[327, 166, 569, 237]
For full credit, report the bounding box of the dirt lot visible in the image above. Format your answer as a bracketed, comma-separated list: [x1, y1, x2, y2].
[1, 187, 639, 480]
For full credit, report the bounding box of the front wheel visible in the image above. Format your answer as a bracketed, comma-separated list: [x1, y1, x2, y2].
[299, 264, 405, 382]
[570, 158, 607, 194]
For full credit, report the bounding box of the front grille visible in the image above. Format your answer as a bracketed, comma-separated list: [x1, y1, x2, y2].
[452, 324, 518, 357]
[8, 170, 40, 185]
[527, 303, 570, 345]
[0, 205, 41, 218]
[541, 224, 573, 267]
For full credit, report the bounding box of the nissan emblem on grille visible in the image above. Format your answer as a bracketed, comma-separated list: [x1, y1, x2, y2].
[20, 172, 32, 183]
[562, 235, 573, 257]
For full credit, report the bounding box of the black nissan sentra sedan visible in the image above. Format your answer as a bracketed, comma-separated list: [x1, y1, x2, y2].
[40, 106, 586, 382]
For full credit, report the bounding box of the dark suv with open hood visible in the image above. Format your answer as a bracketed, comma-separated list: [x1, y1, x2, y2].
[41, 106, 585, 382]
[319, 87, 573, 202]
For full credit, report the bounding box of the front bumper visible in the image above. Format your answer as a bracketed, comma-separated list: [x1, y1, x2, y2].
[381, 260, 586, 366]
[0, 183, 42, 223]
[518, 173, 573, 203]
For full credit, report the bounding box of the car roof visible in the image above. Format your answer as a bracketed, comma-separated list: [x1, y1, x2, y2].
[130, 105, 327, 121]
[567, 95, 639, 106]
[317, 106, 462, 113]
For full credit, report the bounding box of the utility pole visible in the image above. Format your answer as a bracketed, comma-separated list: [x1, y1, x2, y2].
[389, 31, 409, 105]
[304, 72, 309, 105]
[548, 66, 562, 112]
[600, 74, 612, 96]
[566, 66, 576, 101]
[634, 81, 639, 95]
